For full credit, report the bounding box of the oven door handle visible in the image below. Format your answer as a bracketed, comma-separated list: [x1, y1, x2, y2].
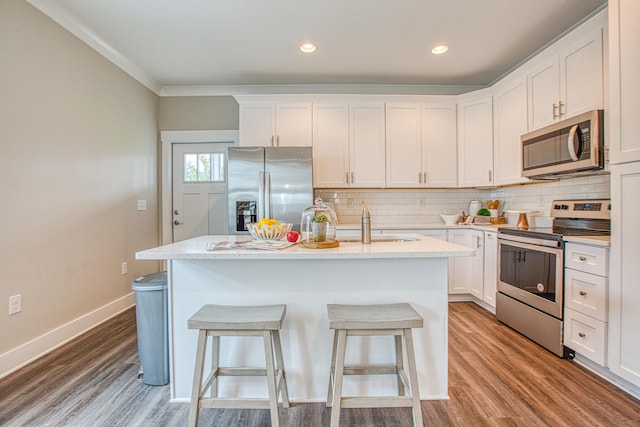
[498, 233, 562, 248]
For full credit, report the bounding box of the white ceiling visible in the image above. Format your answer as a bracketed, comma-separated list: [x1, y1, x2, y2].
[29, 0, 607, 94]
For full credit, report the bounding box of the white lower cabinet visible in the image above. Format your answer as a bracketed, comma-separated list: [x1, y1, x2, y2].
[563, 242, 609, 366]
[447, 229, 484, 295]
[483, 231, 498, 308]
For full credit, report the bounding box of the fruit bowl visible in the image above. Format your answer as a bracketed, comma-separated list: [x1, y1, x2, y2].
[247, 222, 293, 240]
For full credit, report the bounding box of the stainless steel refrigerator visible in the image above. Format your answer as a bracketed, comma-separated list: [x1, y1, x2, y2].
[228, 146, 313, 234]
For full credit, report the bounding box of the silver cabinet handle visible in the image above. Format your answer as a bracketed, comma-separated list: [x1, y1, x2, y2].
[345, 172, 350, 184]
[276, 135, 280, 147]
[558, 100, 564, 117]
[423, 172, 427, 184]
[351, 172, 354, 184]
[553, 103, 558, 119]
[418, 172, 422, 184]
[488, 170, 492, 181]
[270, 135, 275, 147]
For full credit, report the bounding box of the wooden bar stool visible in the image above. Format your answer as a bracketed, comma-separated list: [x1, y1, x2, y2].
[326, 303, 424, 427]
[187, 304, 290, 427]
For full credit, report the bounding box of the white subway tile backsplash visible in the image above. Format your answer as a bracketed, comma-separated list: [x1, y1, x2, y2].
[315, 175, 610, 225]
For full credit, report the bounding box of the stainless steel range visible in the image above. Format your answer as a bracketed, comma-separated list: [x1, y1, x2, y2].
[496, 199, 611, 357]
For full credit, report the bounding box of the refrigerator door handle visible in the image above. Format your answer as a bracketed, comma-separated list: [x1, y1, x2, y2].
[264, 171, 271, 219]
[258, 171, 265, 220]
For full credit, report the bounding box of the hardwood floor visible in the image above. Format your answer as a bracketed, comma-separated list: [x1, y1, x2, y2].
[1, 302, 638, 426]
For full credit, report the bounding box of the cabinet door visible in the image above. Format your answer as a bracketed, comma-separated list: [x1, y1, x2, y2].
[528, 57, 560, 130]
[350, 103, 386, 187]
[312, 103, 350, 187]
[609, 0, 640, 164]
[457, 97, 494, 187]
[483, 231, 498, 307]
[386, 104, 422, 187]
[423, 104, 458, 187]
[560, 27, 604, 120]
[609, 161, 640, 387]
[469, 230, 484, 299]
[447, 229, 472, 294]
[239, 104, 275, 146]
[493, 77, 529, 186]
[274, 103, 312, 147]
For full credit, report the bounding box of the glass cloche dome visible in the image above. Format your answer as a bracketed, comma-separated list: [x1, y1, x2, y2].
[300, 198, 338, 245]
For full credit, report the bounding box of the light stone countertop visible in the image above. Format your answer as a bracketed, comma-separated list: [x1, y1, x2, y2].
[135, 234, 475, 261]
[336, 223, 506, 232]
[562, 235, 611, 247]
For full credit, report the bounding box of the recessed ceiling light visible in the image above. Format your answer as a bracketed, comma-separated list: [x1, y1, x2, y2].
[431, 44, 450, 55]
[300, 43, 317, 53]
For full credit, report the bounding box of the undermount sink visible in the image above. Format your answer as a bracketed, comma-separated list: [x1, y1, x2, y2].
[337, 234, 419, 243]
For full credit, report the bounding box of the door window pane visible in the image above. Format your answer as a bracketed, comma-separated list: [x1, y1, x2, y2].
[184, 153, 225, 182]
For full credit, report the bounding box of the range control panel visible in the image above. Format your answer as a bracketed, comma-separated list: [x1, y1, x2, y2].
[551, 199, 611, 219]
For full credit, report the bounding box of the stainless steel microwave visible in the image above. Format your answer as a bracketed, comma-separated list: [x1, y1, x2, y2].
[522, 110, 604, 179]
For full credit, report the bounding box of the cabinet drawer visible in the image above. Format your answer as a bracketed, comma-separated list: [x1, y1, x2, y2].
[564, 269, 608, 322]
[564, 308, 607, 366]
[565, 243, 608, 276]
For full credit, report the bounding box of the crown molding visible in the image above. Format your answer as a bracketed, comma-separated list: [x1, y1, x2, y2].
[27, 0, 161, 95]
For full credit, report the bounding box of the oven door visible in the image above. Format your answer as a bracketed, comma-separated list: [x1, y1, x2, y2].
[498, 238, 564, 319]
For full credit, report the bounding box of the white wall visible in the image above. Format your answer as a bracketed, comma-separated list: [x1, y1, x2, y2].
[0, 0, 160, 373]
[317, 174, 611, 227]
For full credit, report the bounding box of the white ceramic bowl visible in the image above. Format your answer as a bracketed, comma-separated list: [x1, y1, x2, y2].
[440, 213, 461, 225]
[247, 222, 293, 240]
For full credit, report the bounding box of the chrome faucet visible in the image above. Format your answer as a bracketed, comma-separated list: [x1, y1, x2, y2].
[361, 201, 371, 244]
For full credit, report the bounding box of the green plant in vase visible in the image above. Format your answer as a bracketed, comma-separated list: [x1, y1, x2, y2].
[311, 213, 329, 242]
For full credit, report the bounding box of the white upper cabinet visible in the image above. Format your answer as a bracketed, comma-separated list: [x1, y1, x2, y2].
[385, 102, 457, 188]
[527, 17, 605, 130]
[493, 75, 529, 186]
[609, 0, 640, 164]
[239, 102, 312, 147]
[386, 103, 423, 187]
[422, 103, 458, 188]
[350, 103, 386, 187]
[457, 94, 494, 187]
[312, 103, 350, 187]
[313, 102, 385, 188]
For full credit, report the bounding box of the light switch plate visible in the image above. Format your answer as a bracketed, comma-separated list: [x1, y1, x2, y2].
[137, 200, 147, 211]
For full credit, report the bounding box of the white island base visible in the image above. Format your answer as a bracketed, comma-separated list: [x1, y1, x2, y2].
[136, 235, 473, 402]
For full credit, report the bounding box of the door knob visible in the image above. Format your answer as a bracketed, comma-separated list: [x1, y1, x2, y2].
[174, 220, 182, 226]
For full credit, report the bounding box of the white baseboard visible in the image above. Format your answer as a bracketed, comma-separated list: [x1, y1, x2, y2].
[0, 292, 136, 379]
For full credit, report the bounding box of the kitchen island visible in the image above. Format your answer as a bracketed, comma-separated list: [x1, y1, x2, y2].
[136, 234, 473, 402]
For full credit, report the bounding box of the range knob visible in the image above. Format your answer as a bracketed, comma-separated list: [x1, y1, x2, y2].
[562, 204, 569, 210]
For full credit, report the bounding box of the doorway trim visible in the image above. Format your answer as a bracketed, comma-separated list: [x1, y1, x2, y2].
[160, 130, 239, 244]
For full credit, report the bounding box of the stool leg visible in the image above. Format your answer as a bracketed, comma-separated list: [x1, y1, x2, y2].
[272, 330, 290, 408]
[263, 331, 280, 427]
[403, 329, 423, 427]
[211, 335, 220, 398]
[394, 335, 406, 396]
[326, 330, 339, 407]
[188, 329, 207, 427]
[330, 329, 347, 427]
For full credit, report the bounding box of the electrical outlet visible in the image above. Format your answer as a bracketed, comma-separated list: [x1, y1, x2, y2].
[121, 262, 128, 275]
[9, 294, 21, 315]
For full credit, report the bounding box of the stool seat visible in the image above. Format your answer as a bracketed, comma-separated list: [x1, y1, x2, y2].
[188, 304, 286, 331]
[187, 304, 289, 427]
[327, 303, 423, 330]
[326, 303, 424, 427]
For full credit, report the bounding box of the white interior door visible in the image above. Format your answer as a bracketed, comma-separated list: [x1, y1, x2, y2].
[172, 142, 233, 242]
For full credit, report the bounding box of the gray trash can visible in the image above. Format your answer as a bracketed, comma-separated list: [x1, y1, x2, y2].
[131, 271, 169, 386]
